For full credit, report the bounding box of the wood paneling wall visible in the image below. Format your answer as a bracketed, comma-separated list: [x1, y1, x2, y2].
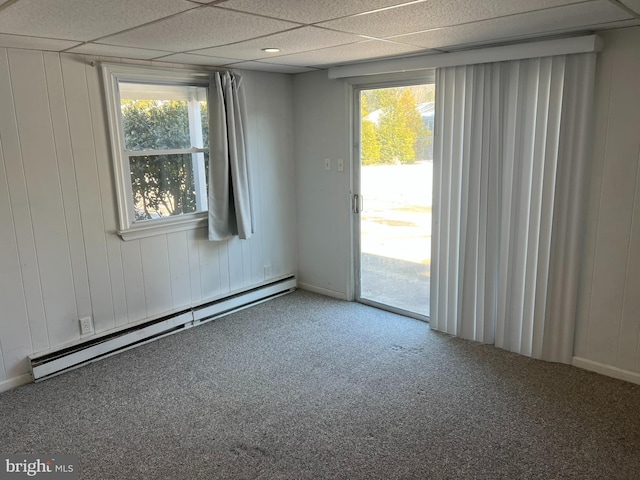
[574, 27, 640, 376]
[0, 49, 296, 385]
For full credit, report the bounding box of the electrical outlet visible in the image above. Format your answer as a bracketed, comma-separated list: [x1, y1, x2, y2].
[264, 265, 272, 277]
[80, 317, 93, 335]
[337, 158, 344, 172]
[324, 158, 331, 171]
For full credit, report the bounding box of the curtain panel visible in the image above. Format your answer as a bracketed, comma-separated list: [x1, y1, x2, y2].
[208, 71, 254, 241]
[430, 53, 596, 363]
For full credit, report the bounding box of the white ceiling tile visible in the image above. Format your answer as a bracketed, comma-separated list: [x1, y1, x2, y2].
[621, 0, 640, 14]
[390, 1, 632, 50]
[443, 18, 640, 51]
[0, 0, 196, 41]
[100, 6, 299, 52]
[260, 40, 427, 67]
[191, 26, 364, 61]
[153, 53, 238, 66]
[218, 0, 417, 24]
[229, 61, 318, 74]
[318, 0, 587, 38]
[0, 33, 81, 51]
[66, 43, 173, 60]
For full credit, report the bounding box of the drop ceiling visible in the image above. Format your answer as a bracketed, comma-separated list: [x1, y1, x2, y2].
[0, 0, 637, 73]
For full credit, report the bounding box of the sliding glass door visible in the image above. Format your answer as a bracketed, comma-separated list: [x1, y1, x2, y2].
[355, 83, 434, 320]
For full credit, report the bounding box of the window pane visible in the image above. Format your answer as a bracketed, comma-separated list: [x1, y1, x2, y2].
[120, 83, 208, 151]
[130, 154, 207, 222]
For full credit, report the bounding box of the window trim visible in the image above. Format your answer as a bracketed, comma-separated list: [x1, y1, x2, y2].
[102, 63, 212, 240]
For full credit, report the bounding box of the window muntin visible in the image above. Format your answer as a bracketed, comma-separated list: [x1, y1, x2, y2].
[118, 82, 209, 223]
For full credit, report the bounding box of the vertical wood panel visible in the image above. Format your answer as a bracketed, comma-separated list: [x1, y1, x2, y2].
[9, 49, 79, 347]
[199, 239, 221, 301]
[243, 73, 266, 285]
[241, 238, 253, 288]
[167, 231, 192, 310]
[187, 228, 202, 305]
[0, 125, 32, 378]
[218, 240, 231, 294]
[585, 38, 640, 366]
[42, 52, 93, 330]
[255, 71, 296, 279]
[620, 158, 640, 371]
[140, 236, 173, 317]
[0, 49, 49, 353]
[84, 56, 127, 330]
[60, 53, 115, 331]
[227, 237, 244, 292]
[120, 240, 146, 322]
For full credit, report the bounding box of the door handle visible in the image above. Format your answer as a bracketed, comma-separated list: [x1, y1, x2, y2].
[353, 194, 363, 214]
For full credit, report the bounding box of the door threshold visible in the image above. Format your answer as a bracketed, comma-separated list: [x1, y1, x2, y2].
[358, 297, 429, 323]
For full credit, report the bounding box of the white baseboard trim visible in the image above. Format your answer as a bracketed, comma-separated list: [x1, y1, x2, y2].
[298, 282, 349, 301]
[0, 373, 32, 393]
[572, 356, 640, 386]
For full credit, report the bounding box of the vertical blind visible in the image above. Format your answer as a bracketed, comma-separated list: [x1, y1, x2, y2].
[430, 53, 596, 363]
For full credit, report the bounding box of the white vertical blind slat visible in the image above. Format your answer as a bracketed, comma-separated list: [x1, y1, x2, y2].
[431, 53, 596, 363]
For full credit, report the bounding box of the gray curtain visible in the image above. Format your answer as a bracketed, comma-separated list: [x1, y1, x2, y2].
[208, 71, 254, 241]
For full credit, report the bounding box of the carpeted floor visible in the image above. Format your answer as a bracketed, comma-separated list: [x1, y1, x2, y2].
[1, 290, 640, 479]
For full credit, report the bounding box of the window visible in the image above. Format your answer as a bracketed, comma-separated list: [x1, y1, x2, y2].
[103, 64, 210, 240]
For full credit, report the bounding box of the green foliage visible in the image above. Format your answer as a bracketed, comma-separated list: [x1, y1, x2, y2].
[122, 99, 208, 220]
[360, 95, 381, 166]
[360, 85, 434, 165]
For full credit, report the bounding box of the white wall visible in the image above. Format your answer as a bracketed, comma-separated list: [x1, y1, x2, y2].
[293, 27, 640, 380]
[293, 70, 352, 299]
[574, 27, 640, 378]
[0, 49, 296, 388]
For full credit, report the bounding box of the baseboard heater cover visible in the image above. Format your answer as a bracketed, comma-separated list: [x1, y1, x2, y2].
[29, 276, 296, 382]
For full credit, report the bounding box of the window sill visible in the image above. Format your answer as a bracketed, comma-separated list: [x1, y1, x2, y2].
[118, 213, 207, 241]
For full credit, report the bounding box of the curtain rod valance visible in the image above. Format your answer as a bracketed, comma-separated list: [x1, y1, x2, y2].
[328, 35, 601, 79]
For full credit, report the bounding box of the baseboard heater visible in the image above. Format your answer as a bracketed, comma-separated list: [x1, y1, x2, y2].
[29, 276, 296, 382]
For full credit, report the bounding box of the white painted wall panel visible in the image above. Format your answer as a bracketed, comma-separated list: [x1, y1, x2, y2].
[198, 237, 222, 301]
[60, 53, 116, 332]
[242, 72, 267, 287]
[186, 229, 202, 305]
[227, 238, 245, 292]
[42, 52, 93, 331]
[167, 231, 192, 310]
[293, 70, 351, 297]
[0, 49, 296, 387]
[622, 164, 640, 372]
[217, 240, 231, 294]
[573, 27, 640, 375]
[0, 130, 32, 379]
[140, 236, 173, 317]
[254, 71, 297, 280]
[8, 49, 78, 347]
[0, 49, 49, 353]
[120, 240, 146, 323]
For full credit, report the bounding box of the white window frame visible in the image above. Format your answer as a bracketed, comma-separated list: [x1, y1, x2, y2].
[102, 63, 211, 241]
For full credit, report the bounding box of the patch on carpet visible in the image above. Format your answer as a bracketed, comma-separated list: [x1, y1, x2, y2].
[230, 443, 269, 459]
[391, 344, 424, 356]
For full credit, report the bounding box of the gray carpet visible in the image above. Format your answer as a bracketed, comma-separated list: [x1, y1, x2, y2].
[1, 290, 640, 479]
